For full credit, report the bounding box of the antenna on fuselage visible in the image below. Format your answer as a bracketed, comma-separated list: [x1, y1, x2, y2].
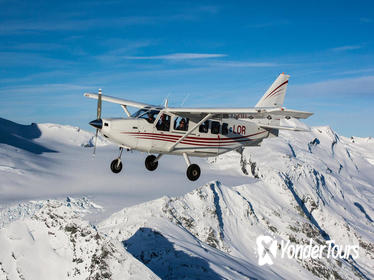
[161, 93, 171, 108]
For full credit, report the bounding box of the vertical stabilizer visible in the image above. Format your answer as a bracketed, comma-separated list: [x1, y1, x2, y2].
[255, 73, 290, 108]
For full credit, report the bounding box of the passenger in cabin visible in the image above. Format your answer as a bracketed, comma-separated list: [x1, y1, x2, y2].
[199, 121, 209, 133]
[157, 114, 170, 131]
[176, 118, 187, 131]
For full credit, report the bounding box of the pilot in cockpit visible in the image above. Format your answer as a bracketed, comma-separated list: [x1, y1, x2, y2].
[147, 113, 155, 123]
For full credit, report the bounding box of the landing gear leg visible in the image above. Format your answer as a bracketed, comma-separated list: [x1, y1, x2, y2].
[183, 153, 200, 181]
[110, 147, 123, 173]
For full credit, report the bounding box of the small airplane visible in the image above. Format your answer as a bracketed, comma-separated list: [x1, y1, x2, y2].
[84, 73, 312, 181]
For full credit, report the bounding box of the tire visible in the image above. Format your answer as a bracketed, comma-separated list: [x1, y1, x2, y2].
[110, 159, 123, 173]
[145, 155, 158, 171]
[186, 164, 201, 181]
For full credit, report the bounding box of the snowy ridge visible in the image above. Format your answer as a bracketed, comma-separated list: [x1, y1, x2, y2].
[0, 117, 108, 154]
[212, 125, 374, 278]
[99, 184, 274, 279]
[36, 123, 109, 148]
[0, 197, 102, 229]
[99, 181, 369, 279]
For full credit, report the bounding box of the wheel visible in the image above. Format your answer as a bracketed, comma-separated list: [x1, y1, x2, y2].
[145, 155, 158, 171]
[110, 159, 123, 173]
[186, 164, 201, 181]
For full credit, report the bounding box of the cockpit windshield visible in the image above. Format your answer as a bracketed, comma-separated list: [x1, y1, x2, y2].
[131, 109, 160, 124]
[131, 109, 148, 118]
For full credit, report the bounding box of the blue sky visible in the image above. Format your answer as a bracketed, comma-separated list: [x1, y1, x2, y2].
[1, 0, 374, 137]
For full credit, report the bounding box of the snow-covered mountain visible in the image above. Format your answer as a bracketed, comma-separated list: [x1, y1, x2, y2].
[0, 198, 159, 280]
[0, 117, 373, 279]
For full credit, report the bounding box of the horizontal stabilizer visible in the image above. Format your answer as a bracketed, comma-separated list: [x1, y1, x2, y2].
[259, 124, 310, 132]
[267, 108, 313, 119]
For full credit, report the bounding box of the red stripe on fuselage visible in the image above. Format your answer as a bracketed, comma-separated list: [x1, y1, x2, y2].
[135, 137, 227, 147]
[120, 131, 268, 147]
[134, 136, 256, 147]
[122, 131, 266, 142]
[135, 135, 259, 145]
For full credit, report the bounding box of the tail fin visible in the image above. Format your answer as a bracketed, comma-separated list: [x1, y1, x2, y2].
[255, 73, 290, 108]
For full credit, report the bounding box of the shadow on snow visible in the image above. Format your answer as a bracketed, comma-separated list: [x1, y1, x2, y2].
[124, 227, 222, 280]
[0, 118, 57, 154]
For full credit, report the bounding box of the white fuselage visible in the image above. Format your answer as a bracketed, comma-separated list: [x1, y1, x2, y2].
[99, 116, 274, 157]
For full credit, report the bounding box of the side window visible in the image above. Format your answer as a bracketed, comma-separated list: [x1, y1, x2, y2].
[222, 123, 228, 135]
[211, 121, 220, 134]
[199, 121, 209, 133]
[156, 114, 171, 131]
[174, 117, 189, 131]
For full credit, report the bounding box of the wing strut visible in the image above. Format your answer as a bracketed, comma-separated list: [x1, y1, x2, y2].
[121, 105, 131, 117]
[168, 113, 213, 152]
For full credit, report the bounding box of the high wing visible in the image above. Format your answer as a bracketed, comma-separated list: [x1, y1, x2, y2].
[165, 107, 313, 120]
[83, 93, 313, 119]
[84, 93, 159, 109]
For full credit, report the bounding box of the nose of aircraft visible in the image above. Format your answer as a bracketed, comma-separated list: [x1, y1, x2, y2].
[89, 119, 103, 129]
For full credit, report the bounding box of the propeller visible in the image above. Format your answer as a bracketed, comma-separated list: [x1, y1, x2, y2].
[89, 89, 102, 156]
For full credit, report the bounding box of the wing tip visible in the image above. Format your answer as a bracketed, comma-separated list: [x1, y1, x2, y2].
[83, 92, 96, 98]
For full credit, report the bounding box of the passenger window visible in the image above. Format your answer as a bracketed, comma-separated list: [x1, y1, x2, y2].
[156, 114, 171, 131]
[222, 123, 228, 135]
[211, 121, 220, 134]
[174, 117, 189, 131]
[199, 121, 209, 133]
